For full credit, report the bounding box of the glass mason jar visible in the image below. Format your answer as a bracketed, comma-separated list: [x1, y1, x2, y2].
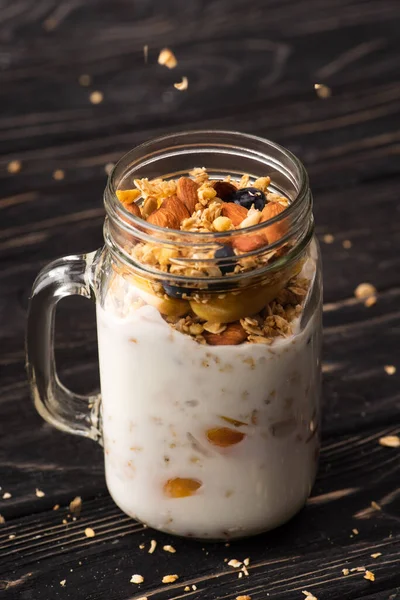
[27, 131, 322, 541]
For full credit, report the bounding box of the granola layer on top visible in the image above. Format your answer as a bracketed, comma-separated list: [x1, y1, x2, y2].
[112, 168, 311, 346]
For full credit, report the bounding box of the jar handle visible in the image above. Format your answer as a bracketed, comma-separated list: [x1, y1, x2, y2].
[26, 251, 102, 443]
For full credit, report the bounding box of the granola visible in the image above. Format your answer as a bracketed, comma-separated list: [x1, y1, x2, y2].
[111, 168, 311, 345]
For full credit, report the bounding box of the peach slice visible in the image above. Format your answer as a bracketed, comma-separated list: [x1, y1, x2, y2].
[190, 279, 285, 323]
[206, 427, 246, 447]
[127, 273, 189, 318]
[163, 477, 202, 498]
[190, 259, 304, 323]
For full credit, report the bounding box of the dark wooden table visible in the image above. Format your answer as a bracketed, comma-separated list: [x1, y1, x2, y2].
[1, 1, 399, 598]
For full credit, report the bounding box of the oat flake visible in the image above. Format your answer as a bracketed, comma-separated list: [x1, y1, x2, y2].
[174, 77, 188, 91]
[89, 91, 103, 104]
[7, 160, 22, 174]
[384, 365, 396, 375]
[354, 283, 377, 299]
[379, 435, 400, 448]
[84, 527, 95, 538]
[162, 574, 179, 583]
[131, 574, 144, 584]
[163, 544, 176, 553]
[228, 559, 242, 568]
[302, 591, 318, 600]
[364, 570, 375, 581]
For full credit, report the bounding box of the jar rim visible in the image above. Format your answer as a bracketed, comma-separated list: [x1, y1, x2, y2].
[104, 129, 310, 243]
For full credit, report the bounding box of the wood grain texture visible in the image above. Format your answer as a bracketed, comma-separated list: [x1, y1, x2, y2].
[0, 0, 399, 598]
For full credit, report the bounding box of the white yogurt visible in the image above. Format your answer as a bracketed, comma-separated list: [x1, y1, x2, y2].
[96, 271, 321, 539]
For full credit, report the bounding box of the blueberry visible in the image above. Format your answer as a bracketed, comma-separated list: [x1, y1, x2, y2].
[214, 244, 236, 274]
[231, 187, 266, 211]
[163, 284, 187, 299]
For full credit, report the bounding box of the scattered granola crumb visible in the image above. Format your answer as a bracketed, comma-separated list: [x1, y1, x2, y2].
[241, 565, 249, 576]
[53, 169, 65, 181]
[302, 591, 318, 600]
[342, 239, 352, 249]
[351, 567, 366, 572]
[354, 282, 377, 299]
[243, 557, 250, 566]
[9, 534, 15, 539]
[53, 504, 60, 510]
[84, 527, 95, 538]
[2, 492, 11, 499]
[7, 160, 22, 174]
[89, 91, 103, 105]
[139, 543, 145, 549]
[174, 77, 188, 91]
[342, 568, 349, 575]
[238, 572, 243, 579]
[236, 596, 252, 600]
[384, 365, 396, 375]
[228, 559, 242, 568]
[371, 552, 382, 558]
[158, 48, 177, 69]
[35, 488, 45, 498]
[184, 586, 190, 592]
[364, 570, 375, 581]
[192, 584, 197, 590]
[364, 295, 377, 307]
[60, 579, 66, 587]
[43, 17, 58, 31]
[314, 83, 332, 98]
[379, 435, 400, 448]
[0, 514, 4, 524]
[104, 162, 115, 175]
[352, 528, 359, 535]
[225, 542, 230, 547]
[163, 545, 176, 553]
[323, 233, 334, 244]
[62, 519, 67, 524]
[149, 539, 157, 554]
[69, 496, 82, 516]
[371, 501, 381, 511]
[162, 574, 179, 583]
[79, 74, 92, 87]
[131, 574, 144, 584]
[143, 44, 149, 63]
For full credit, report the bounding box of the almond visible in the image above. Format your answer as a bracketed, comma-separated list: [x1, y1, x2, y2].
[221, 202, 247, 226]
[212, 180, 237, 200]
[203, 322, 247, 345]
[147, 207, 180, 229]
[176, 177, 198, 214]
[122, 201, 141, 218]
[261, 202, 288, 243]
[162, 195, 190, 222]
[233, 234, 266, 253]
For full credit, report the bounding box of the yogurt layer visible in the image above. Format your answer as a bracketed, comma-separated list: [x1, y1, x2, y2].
[96, 267, 321, 539]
